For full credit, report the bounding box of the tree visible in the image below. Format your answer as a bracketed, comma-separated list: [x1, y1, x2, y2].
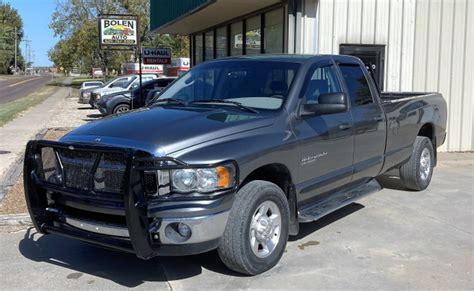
[49, 0, 189, 75]
[0, 1, 24, 74]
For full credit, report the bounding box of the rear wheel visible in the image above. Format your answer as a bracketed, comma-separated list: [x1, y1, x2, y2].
[218, 180, 289, 275]
[399, 136, 435, 191]
[113, 104, 130, 114]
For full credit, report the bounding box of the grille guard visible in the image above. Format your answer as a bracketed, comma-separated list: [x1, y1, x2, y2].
[23, 139, 186, 259]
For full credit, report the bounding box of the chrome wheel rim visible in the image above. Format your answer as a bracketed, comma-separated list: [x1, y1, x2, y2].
[249, 200, 281, 258]
[420, 147, 431, 181]
[116, 106, 129, 113]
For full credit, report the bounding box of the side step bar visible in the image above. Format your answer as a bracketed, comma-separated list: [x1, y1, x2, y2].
[298, 179, 382, 223]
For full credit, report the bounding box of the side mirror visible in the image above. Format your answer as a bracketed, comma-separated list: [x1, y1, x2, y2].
[300, 92, 347, 117]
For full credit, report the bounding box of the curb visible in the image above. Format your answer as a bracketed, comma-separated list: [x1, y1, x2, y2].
[0, 213, 32, 226]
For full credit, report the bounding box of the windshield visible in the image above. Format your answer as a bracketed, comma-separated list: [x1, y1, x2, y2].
[157, 60, 300, 110]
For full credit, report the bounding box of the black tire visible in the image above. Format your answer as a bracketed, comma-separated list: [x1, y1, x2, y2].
[113, 104, 130, 114]
[399, 136, 435, 191]
[218, 180, 289, 275]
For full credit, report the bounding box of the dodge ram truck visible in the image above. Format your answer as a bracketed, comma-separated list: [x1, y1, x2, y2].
[24, 55, 447, 275]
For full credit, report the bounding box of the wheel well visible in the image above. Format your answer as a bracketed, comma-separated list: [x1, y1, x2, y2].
[418, 123, 435, 145]
[241, 163, 293, 196]
[418, 123, 437, 162]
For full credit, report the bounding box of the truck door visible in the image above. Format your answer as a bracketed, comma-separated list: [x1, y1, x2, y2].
[295, 60, 354, 206]
[337, 62, 386, 182]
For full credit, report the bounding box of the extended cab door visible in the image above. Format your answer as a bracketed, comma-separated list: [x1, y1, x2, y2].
[336, 62, 386, 182]
[295, 60, 354, 206]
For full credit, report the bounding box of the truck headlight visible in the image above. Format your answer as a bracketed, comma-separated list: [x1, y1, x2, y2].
[171, 165, 235, 193]
[84, 92, 91, 98]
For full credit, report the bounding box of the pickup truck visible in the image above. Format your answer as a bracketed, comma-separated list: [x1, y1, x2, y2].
[24, 55, 447, 275]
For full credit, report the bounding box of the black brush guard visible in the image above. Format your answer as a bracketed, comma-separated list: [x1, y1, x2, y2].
[23, 140, 195, 259]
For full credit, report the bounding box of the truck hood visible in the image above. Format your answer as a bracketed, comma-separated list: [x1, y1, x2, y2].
[60, 106, 275, 156]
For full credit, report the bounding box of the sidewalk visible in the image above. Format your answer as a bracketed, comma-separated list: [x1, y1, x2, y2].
[0, 78, 72, 197]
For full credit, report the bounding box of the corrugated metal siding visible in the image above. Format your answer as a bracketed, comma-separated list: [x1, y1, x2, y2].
[309, 0, 473, 151]
[150, 0, 210, 31]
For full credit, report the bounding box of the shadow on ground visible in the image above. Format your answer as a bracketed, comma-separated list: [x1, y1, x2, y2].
[18, 202, 365, 287]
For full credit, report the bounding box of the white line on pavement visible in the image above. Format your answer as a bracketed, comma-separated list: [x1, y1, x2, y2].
[7, 77, 42, 87]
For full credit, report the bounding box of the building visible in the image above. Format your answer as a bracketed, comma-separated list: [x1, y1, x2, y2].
[150, 0, 473, 152]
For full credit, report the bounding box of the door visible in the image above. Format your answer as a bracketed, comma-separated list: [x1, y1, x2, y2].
[337, 63, 386, 182]
[295, 61, 354, 206]
[340, 44, 385, 90]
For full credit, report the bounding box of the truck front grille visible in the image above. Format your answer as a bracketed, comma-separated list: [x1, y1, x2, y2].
[39, 146, 127, 196]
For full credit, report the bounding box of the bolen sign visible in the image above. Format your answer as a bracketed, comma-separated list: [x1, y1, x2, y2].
[99, 15, 138, 48]
[142, 48, 172, 64]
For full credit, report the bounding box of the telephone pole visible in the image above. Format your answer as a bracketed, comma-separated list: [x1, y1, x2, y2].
[23, 38, 31, 75]
[14, 27, 17, 73]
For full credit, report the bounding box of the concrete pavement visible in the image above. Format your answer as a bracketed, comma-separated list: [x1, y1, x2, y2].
[0, 153, 472, 290]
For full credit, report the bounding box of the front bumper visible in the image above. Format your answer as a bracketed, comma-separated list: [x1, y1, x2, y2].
[23, 140, 234, 258]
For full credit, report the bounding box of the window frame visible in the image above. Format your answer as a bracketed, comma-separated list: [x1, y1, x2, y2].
[190, 4, 285, 65]
[337, 63, 376, 107]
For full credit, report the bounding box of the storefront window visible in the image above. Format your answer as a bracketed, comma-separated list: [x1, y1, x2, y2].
[216, 26, 227, 58]
[245, 16, 261, 55]
[230, 21, 243, 56]
[265, 8, 284, 53]
[194, 34, 203, 64]
[205, 30, 214, 60]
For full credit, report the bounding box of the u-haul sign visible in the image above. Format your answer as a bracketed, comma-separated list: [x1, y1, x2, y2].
[142, 48, 171, 65]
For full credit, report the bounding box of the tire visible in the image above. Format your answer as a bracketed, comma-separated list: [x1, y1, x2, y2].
[399, 136, 435, 191]
[218, 180, 290, 275]
[113, 104, 130, 114]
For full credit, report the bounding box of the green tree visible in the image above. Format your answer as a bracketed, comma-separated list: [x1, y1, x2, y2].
[49, 0, 189, 76]
[0, 1, 24, 74]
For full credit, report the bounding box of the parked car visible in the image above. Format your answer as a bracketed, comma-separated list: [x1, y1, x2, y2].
[78, 81, 104, 104]
[89, 74, 158, 108]
[96, 77, 176, 115]
[24, 55, 446, 275]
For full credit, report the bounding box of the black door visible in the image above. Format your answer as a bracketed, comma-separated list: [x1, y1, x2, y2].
[340, 44, 385, 91]
[337, 63, 386, 183]
[294, 60, 354, 206]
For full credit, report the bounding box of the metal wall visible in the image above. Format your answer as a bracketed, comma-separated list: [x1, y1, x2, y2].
[298, 0, 473, 151]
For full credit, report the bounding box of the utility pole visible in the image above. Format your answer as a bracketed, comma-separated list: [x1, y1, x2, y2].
[23, 38, 31, 75]
[14, 27, 17, 74]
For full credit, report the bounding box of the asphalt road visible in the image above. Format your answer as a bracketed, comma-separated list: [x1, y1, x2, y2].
[0, 75, 52, 104]
[0, 153, 472, 290]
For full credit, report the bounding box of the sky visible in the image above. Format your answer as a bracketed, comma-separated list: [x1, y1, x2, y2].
[6, 0, 59, 67]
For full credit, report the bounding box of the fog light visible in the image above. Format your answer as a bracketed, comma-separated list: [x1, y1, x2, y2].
[178, 223, 191, 238]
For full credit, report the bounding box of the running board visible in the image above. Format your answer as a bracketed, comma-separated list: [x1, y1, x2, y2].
[298, 179, 382, 223]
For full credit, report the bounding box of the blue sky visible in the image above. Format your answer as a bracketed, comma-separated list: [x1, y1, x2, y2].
[7, 0, 58, 66]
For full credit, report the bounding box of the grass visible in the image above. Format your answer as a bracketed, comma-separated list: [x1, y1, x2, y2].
[0, 85, 59, 127]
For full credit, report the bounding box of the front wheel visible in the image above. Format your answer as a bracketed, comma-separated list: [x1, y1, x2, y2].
[399, 136, 435, 191]
[218, 180, 289, 275]
[113, 104, 130, 114]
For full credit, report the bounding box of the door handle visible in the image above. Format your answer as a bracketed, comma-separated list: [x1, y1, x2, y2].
[373, 116, 385, 122]
[339, 123, 352, 130]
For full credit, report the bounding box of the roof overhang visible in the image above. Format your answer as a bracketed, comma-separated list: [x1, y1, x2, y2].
[150, 0, 283, 35]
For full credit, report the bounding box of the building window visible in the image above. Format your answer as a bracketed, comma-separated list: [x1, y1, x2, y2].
[216, 26, 227, 58]
[265, 8, 283, 53]
[194, 34, 203, 65]
[205, 30, 214, 61]
[230, 21, 243, 56]
[245, 16, 261, 55]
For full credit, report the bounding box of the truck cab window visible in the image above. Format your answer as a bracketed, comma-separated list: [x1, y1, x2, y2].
[303, 65, 341, 104]
[338, 64, 373, 106]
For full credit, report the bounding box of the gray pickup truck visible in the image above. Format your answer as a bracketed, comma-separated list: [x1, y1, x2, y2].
[24, 55, 447, 275]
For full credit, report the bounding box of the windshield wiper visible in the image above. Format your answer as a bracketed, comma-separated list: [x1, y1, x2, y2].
[152, 98, 187, 106]
[190, 99, 259, 113]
